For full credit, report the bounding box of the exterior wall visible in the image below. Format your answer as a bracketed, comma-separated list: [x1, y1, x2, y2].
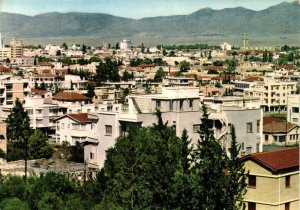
[224, 108, 262, 154]
[264, 127, 300, 144]
[287, 95, 300, 126]
[244, 160, 299, 209]
[53, 100, 95, 114]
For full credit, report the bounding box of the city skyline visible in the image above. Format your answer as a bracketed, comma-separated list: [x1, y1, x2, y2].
[0, 0, 295, 19]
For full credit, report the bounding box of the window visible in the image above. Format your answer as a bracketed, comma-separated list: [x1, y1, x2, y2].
[189, 99, 193, 110]
[105, 125, 112, 135]
[265, 135, 269, 142]
[247, 122, 253, 133]
[180, 100, 184, 110]
[72, 123, 80, 130]
[248, 202, 256, 210]
[241, 142, 244, 151]
[61, 123, 65, 129]
[91, 123, 95, 130]
[90, 152, 94, 160]
[285, 202, 290, 210]
[292, 118, 298, 123]
[193, 124, 201, 133]
[169, 101, 173, 111]
[248, 175, 256, 188]
[156, 100, 161, 108]
[292, 107, 299, 113]
[246, 146, 252, 154]
[285, 176, 290, 188]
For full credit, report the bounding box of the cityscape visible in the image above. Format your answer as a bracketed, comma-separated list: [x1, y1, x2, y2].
[0, 0, 299, 209]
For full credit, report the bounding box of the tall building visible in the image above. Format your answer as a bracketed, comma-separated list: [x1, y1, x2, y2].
[120, 39, 133, 50]
[10, 38, 23, 59]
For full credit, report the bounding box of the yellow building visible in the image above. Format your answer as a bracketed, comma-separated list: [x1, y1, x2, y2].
[242, 147, 299, 210]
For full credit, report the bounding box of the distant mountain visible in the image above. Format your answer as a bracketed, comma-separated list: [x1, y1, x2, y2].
[0, 1, 299, 39]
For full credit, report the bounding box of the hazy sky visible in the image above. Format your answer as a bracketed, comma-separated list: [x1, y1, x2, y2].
[0, 0, 295, 19]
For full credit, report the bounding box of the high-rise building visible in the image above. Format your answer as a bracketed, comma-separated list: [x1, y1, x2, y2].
[10, 38, 23, 58]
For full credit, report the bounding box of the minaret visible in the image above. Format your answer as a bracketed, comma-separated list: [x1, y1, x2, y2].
[243, 33, 249, 50]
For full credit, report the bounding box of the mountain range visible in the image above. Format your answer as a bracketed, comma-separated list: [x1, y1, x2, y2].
[0, 1, 299, 44]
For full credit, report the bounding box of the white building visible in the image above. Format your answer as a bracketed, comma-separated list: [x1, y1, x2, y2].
[120, 40, 133, 50]
[287, 94, 300, 126]
[78, 87, 263, 168]
[243, 78, 297, 112]
[55, 113, 98, 145]
[220, 42, 232, 51]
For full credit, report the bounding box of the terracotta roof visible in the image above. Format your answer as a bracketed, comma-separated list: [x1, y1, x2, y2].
[67, 113, 98, 123]
[138, 64, 155, 68]
[32, 73, 56, 78]
[263, 118, 297, 133]
[242, 77, 264, 82]
[0, 66, 11, 73]
[204, 66, 227, 71]
[53, 92, 90, 101]
[275, 64, 296, 70]
[242, 147, 299, 173]
[31, 88, 50, 95]
[38, 62, 54, 67]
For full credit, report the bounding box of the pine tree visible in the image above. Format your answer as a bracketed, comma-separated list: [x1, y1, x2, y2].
[6, 98, 30, 177]
[192, 102, 228, 209]
[225, 125, 248, 210]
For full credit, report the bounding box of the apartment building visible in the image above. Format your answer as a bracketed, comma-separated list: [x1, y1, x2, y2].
[243, 78, 297, 112]
[0, 75, 30, 105]
[79, 87, 263, 168]
[287, 94, 300, 126]
[242, 147, 299, 210]
[10, 38, 23, 59]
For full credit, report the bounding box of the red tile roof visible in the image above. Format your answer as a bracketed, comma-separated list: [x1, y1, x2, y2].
[38, 62, 54, 67]
[138, 64, 155, 68]
[263, 120, 297, 133]
[31, 88, 50, 95]
[53, 92, 90, 101]
[67, 113, 98, 123]
[275, 64, 296, 70]
[242, 147, 299, 173]
[204, 66, 227, 71]
[242, 77, 264, 82]
[0, 65, 11, 73]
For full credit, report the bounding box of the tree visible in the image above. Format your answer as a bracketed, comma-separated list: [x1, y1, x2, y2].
[224, 125, 248, 210]
[262, 50, 268, 62]
[115, 42, 120, 50]
[81, 44, 87, 54]
[141, 43, 145, 53]
[192, 102, 228, 209]
[62, 42, 68, 50]
[122, 70, 133, 81]
[37, 192, 63, 210]
[179, 60, 190, 72]
[56, 50, 62, 56]
[85, 84, 95, 99]
[6, 98, 30, 177]
[208, 50, 212, 59]
[0, 198, 30, 210]
[268, 52, 273, 62]
[69, 141, 84, 163]
[153, 67, 166, 82]
[28, 129, 52, 159]
[40, 81, 47, 90]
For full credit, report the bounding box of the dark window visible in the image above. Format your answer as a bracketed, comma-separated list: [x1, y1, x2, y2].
[265, 135, 269, 142]
[285, 176, 290, 188]
[248, 175, 256, 188]
[292, 107, 299, 113]
[248, 202, 256, 210]
[285, 203, 290, 210]
[247, 122, 253, 133]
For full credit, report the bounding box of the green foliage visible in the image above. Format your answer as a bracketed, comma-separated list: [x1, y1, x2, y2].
[179, 60, 190, 72]
[224, 125, 247, 210]
[0, 198, 30, 210]
[169, 50, 176, 57]
[213, 60, 224, 66]
[0, 148, 6, 159]
[153, 67, 166, 82]
[141, 43, 145, 53]
[89, 56, 102, 63]
[122, 70, 133, 81]
[207, 69, 219, 74]
[85, 84, 95, 98]
[28, 129, 53, 159]
[96, 58, 120, 84]
[62, 42, 68, 50]
[69, 141, 84, 163]
[37, 192, 63, 210]
[81, 44, 87, 54]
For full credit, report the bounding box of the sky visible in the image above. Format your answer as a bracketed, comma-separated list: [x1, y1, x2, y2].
[0, 0, 296, 19]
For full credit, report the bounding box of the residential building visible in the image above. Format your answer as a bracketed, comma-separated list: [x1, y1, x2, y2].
[120, 40, 133, 50]
[52, 91, 95, 114]
[263, 117, 299, 145]
[82, 87, 263, 168]
[11, 57, 35, 66]
[287, 94, 300, 126]
[0, 75, 30, 105]
[64, 74, 88, 90]
[243, 78, 297, 112]
[55, 113, 98, 145]
[242, 147, 299, 210]
[10, 38, 23, 59]
[220, 42, 232, 51]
